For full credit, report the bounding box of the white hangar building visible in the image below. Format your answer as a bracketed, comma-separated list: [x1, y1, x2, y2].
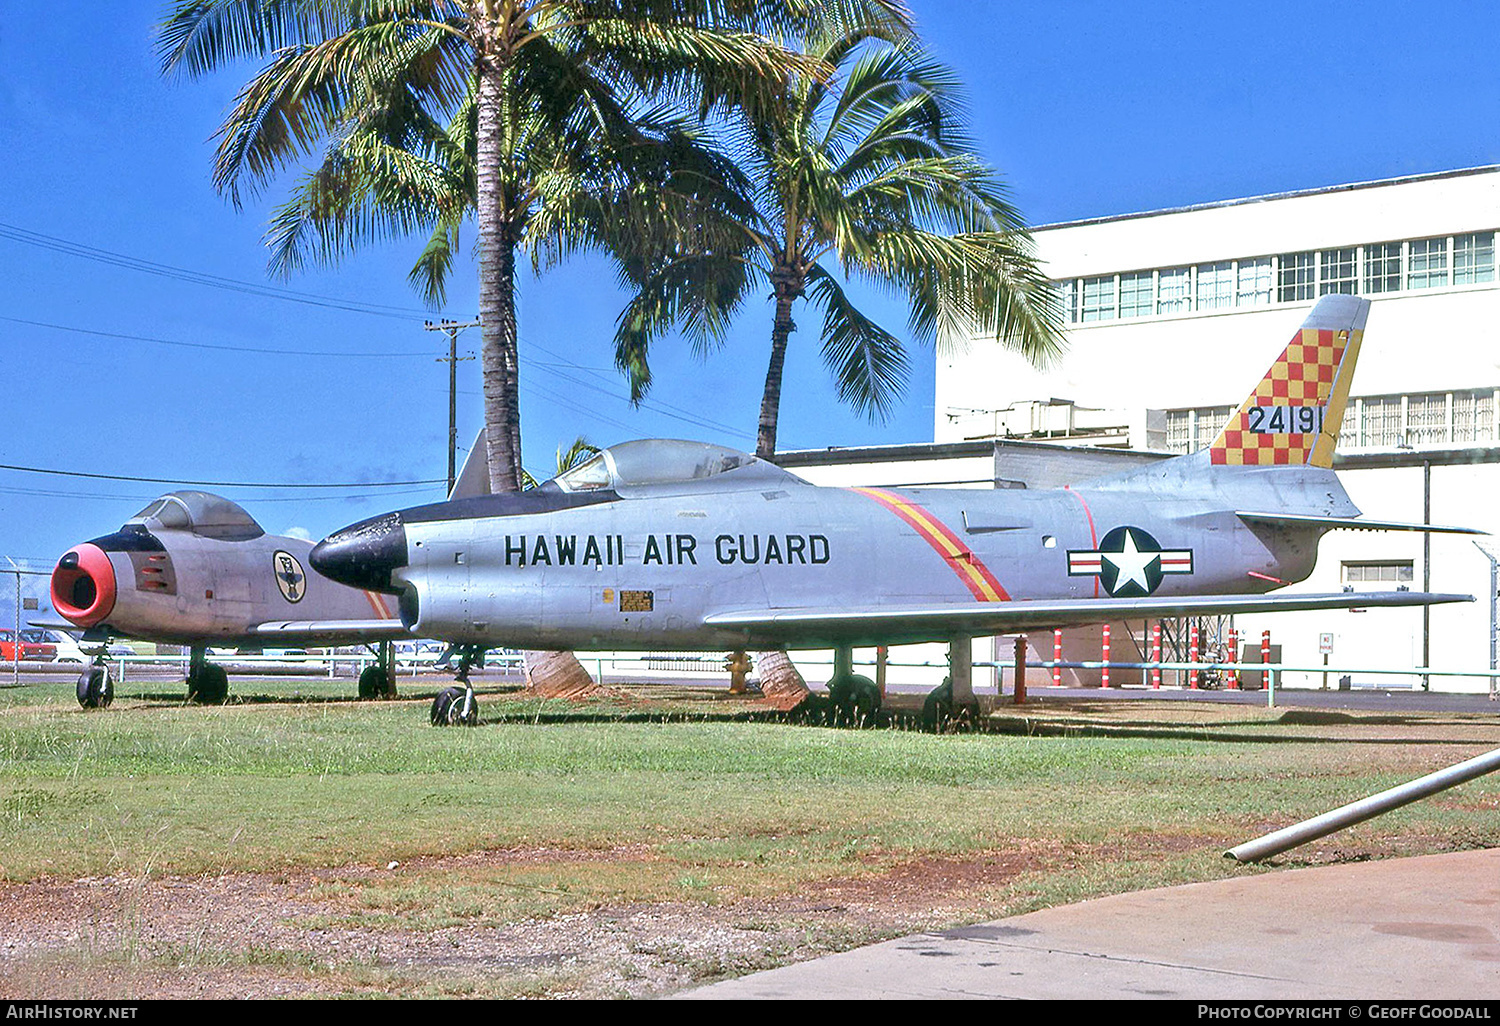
[784, 166, 1500, 693]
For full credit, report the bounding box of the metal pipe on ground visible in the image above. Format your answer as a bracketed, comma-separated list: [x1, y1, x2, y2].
[1226, 746, 1500, 863]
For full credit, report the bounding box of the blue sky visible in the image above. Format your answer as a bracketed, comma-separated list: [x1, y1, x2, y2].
[2, 1, 1497, 606]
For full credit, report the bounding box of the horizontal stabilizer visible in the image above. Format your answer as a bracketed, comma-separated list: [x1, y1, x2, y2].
[705, 591, 1471, 647]
[251, 620, 412, 642]
[1236, 511, 1486, 535]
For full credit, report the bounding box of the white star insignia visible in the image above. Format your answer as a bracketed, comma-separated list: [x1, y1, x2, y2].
[1101, 529, 1158, 594]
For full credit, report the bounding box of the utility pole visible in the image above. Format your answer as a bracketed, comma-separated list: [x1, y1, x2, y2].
[1476, 542, 1498, 700]
[424, 318, 479, 494]
[1423, 459, 1431, 691]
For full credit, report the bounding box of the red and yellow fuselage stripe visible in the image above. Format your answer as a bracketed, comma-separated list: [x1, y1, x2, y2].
[850, 487, 1011, 602]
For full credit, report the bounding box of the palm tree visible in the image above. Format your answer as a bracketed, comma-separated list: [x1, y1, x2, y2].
[612, 25, 1063, 702]
[157, 0, 910, 492]
[520, 435, 600, 489]
[614, 25, 1064, 459]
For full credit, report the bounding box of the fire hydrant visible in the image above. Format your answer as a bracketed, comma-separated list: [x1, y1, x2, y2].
[725, 651, 752, 694]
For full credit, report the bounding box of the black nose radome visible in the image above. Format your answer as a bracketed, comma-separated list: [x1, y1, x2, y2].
[311, 512, 408, 594]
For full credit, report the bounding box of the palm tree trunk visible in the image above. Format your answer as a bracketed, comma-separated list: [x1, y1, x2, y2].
[755, 277, 810, 704]
[476, 48, 598, 698]
[756, 649, 810, 710]
[476, 61, 522, 494]
[756, 287, 798, 460]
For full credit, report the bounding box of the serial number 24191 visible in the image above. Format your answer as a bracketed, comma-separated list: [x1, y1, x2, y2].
[1248, 405, 1325, 434]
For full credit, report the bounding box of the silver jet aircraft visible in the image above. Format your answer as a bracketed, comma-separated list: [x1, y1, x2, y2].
[309, 295, 1475, 718]
[48, 490, 411, 706]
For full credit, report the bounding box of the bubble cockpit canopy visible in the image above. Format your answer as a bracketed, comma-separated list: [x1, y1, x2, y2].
[551, 440, 800, 494]
[126, 491, 266, 541]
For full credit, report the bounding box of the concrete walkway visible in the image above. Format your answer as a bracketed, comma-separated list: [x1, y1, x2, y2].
[679, 848, 1500, 1000]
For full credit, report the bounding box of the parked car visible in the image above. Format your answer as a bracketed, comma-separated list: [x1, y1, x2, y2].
[0, 629, 55, 662]
[20, 628, 88, 664]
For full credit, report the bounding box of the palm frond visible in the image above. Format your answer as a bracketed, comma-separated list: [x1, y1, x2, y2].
[805, 264, 908, 420]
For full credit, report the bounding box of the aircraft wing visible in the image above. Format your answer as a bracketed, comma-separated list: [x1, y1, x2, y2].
[1236, 511, 1485, 535]
[249, 620, 413, 643]
[703, 591, 1472, 647]
[26, 616, 80, 631]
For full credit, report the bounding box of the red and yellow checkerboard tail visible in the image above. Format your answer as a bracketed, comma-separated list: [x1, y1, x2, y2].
[1209, 295, 1370, 469]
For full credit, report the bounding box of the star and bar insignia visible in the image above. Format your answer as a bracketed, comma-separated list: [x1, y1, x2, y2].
[1068, 526, 1193, 597]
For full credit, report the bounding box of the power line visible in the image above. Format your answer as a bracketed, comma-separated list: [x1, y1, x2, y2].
[0, 222, 428, 320]
[0, 463, 444, 489]
[3, 314, 431, 358]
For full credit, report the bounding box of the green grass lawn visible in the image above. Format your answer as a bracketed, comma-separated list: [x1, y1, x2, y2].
[3, 679, 1497, 997]
[3, 680, 1496, 904]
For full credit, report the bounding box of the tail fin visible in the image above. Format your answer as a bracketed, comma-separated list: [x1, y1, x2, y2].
[448, 429, 492, 501]
[1209, 294, 1369, 468]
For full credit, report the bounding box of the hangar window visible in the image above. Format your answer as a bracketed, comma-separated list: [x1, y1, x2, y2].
[1050, 227, 1498, 329]
[1236, 258, 1273, 306]
[1277, 251, 1316, 301]
[1119, 272, 1154, 318]
[1363, 242, 1403, 293]
[1196, 262, 1234, 310]
[1342, 561, 1414, 584]
[1319, 248, 1357, 295]
[1079, 275, 1116, 322]
[1408, 237, 1449, 289]
[1053, 279, 1077, 322]
[1454, 232, 1495, 284]
[1156, 267, 1192, 314]
[1453, 390, 1495, 443]
[1406, 394, 1447, 446]
[1359, 396, 1403, 447]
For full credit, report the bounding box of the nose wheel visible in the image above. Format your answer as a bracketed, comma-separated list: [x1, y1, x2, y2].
[76, 659, 113, 709]
[430, 644, 482, 726]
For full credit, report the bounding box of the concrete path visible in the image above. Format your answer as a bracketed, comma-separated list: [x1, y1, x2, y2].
[679, 848, 1500, 1000]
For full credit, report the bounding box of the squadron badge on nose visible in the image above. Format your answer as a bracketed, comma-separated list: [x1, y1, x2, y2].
[1068, 526, 1193, 597]
[273, 550, 307, 604]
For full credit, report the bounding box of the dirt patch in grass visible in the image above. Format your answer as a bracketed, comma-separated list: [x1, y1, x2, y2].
[0, 835, 1212, 999]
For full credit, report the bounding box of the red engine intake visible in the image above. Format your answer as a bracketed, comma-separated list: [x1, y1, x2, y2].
[51, 544, 117, 628]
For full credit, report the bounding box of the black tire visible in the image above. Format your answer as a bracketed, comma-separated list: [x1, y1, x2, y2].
[188, 664, 229, 705]
[921, 678, 954, 732]
[845, 674, 881, 727]
[76, 665, 113, 709]
[358, 666, 392, 700]
[828, 673, 882, 727]
[431, 685, 478, 726]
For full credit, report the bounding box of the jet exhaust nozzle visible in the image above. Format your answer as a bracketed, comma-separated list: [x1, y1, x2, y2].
[310, 512, 408, 594]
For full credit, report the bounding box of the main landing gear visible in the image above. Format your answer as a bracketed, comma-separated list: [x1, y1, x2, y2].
[186, 646, 229, 704]
[357, 641, 398, 699]
[825, 645, 882, 727]
[431, 644, 481, 727]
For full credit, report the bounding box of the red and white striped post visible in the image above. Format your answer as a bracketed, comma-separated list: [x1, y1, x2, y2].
[1052, 628, 1062, 686]
[1151, 622, 1162, 688]
[1101, 624, 1111, 688]
[1227, 627, 1239, 689]
[1189, 624, 1200, 689]
[1261, 629, 1272, 689]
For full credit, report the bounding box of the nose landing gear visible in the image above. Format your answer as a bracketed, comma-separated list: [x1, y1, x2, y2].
[76, 658, 113, 709]
[431, 644, 482, 726]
